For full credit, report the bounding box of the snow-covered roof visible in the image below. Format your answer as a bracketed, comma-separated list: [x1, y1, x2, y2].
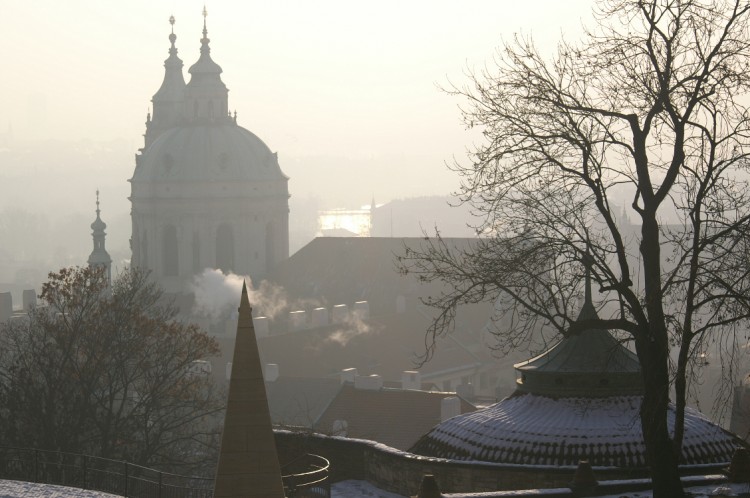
[410, 393, 743, 467]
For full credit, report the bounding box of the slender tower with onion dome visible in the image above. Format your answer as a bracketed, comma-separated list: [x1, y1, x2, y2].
[88, 190, 112, 286]
[130, 10, 289, 294]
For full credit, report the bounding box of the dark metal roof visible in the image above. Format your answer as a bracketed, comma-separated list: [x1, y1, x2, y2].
[514, 270, 642, 397]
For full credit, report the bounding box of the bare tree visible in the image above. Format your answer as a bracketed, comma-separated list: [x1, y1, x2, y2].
[397, 1, 750, 495]
[0, 266, 224, 473]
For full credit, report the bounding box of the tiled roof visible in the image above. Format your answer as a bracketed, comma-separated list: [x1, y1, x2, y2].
[249, 237, 513, 384]
[253, 307, 491, 382]
[265, 377, 342, 428]
[314, 384, 476, 450]
[266, 237, 481, 316]
[410, 392, 743, 467]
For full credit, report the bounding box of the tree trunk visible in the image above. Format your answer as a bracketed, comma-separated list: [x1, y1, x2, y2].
[673, 335, 690, 453]
[637, 333, 685, 497]
[639, 214, 685, 497]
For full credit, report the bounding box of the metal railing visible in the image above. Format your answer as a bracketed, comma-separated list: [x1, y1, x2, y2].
[0, 447, 330, 498]
[0, 447, 214, 498]
[282, 454, 331, 497]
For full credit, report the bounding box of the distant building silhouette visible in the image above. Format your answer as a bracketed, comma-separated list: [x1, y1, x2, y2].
[87, 190, 112, 285]
[130, 13, 289, 293]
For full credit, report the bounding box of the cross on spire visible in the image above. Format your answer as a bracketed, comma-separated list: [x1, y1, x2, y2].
[202, 5, 209, 41]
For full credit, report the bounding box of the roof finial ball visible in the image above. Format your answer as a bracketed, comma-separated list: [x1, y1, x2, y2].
[168, 15, 176, 45]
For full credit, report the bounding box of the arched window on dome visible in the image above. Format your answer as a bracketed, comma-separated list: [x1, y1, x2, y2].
[163, 225, 179, 276]
[216, 224, 234, 273]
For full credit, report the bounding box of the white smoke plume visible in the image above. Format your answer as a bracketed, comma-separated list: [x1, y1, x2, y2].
[190, 268, 288, 319]
[326, 312, 380, 346]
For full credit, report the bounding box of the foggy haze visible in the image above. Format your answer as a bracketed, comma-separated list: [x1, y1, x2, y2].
[0, 1, 595, 288]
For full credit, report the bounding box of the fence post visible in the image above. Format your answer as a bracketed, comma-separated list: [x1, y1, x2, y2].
[124, 462, 129, 497]
[33, 449, 39, 483]
[82, 455, 88, 489]
[158, 471, 163, 498]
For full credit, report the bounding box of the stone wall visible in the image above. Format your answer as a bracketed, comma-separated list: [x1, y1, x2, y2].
[274, 430, 717, 496]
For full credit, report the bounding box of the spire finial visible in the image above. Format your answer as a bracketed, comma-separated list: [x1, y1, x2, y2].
[202, 5, 209, 41]
[95, 189, 101, 217]
[168, 15, 177, 49]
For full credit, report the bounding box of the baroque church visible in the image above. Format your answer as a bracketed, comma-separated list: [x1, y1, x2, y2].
[130, 13, 289, 293]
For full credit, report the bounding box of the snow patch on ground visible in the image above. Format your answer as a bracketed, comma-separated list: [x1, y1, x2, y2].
[0, 480, 122, 498]
[2, 478, 749, 498]
[331, 479, 406, 497]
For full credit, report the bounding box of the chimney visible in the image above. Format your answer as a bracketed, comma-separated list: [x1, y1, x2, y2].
[22, 289, 36, 312]
[354, 374, 383, 391]
[289, 310, 307, 331]
[353, 301, 369, 320]
[340, 367, 358, 384]
[332, 304, 349, 323]
[402, 370, 421, 390]
[311, 307, 329, 327]
[441, 396, 461, 422]
[253, 316, 270, 337]
[332, 419, 348, 437]
[456, 382, 475, 400]
[265, 363, 279, 382]
[0, 292, 12, 322]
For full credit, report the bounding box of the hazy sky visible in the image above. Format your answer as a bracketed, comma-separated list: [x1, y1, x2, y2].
[3, 1, 594, 206]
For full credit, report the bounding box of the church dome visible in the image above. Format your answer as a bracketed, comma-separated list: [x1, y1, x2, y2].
[90, 213, 106, 231]
[132, 123, 287, 184]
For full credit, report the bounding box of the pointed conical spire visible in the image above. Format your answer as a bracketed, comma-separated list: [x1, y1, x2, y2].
[214, 281, 285, 498]
[147, 15, 187, 148]
[88, 190, 112, 285]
